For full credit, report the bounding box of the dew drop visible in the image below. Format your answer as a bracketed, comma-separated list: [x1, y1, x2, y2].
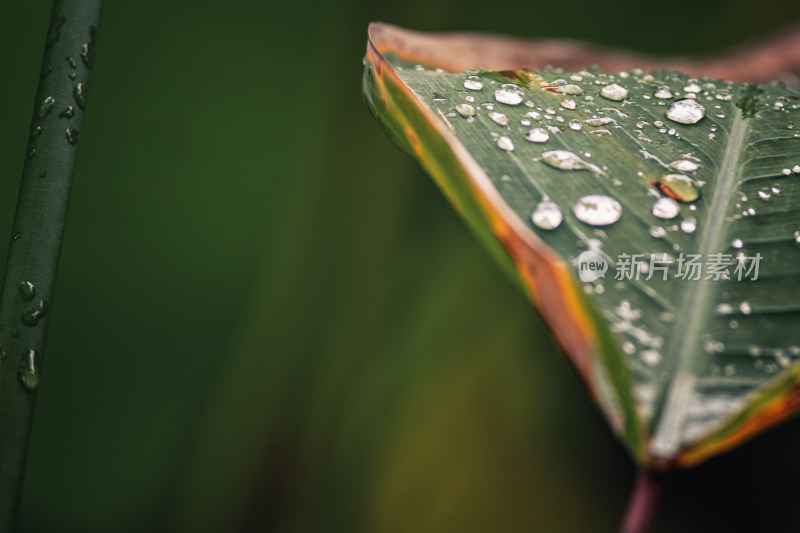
[652, 174, 700, 202]
[464, 75, 483, 91]
[680, 216, 697, 234]
[65, 127, 80, 145]
[739, 301, 752, 314]
[568, 119, 582, 131]
[58, 105, 75, 119]
[794, 230, 800, 243]
[757, 187, 771, 200]
[21, 300, 50, 327]
[497, 136, 514, 151]
[495, 83, 524, 105]
[649, 226, 667, 238]
[652, 197, 680, 220]
[17, 349, 40, 392]
[526, 128, 550, 143]
[488, 111, 508, 126]
[584, 117, 616, 127]
[531, 200, 563, 230]
[80, 26, 97, 69]
[668, 160, 699, 172]
[455, 103, 475, 117]
[666, 99, 705, 124]
[573, 195, 622, 226]
[73, 83, 87, 109]
[560, 99, 577, 110]
[540, 150, 602, 174]
[556, 84, 584, 95]
[39, 96, 55, 118]
[654, 86, 673, 99]
[640, 350, 661, 366]
[683, 81, 701, 93]
[732, 238, 743, 249]
[18, 281, 35, 302]
[600, 83, 628, 101]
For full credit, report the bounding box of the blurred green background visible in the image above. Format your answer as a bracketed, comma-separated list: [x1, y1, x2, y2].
[1, 1, 800, 532]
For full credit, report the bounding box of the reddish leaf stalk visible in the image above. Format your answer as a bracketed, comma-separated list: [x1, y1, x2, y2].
[620, 469, 663, 533]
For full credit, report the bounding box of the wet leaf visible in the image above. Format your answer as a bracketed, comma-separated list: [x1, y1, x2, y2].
[363, 23, 800, 467]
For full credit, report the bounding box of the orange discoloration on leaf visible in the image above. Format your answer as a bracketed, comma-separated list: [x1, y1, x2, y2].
[676, 376, 800, 467]
[366, 24, 640, 447]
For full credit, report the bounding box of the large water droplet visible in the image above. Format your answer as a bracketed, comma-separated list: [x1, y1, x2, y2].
[21, 300, 50, 326]
[58, 105, 75, 119]
[460, 76, 481, 92]
[666, 99, 705, 124]
[80, 26, 97, 68]
[526, 128, 550, 143]
[73, 83, 87, 109]
[39, 96, 55, 118]
[652, 174, 700, 202]
[683, 81, 701, 93]
[668, 160, 699, 172]
[455, 103, 475, 117]
[640, 349, 662, 366]
[18, 281, 35, 302]
[65, 127, 80, 145]
[17, 349, 40, 392]
[600, 83, 628, 101]
[540, 150, 602, 174]
[584, 117, 616, 127]
[488, 111, 508, 126]
[556, 84, 584, 95]
[531, 201, 563, 230]
[654, 86, 673, 99]
[497, 136, 514, 151]
[495, 83, 524, 105]
[573, 195, 622, 226]
[652, 197, 680, 219]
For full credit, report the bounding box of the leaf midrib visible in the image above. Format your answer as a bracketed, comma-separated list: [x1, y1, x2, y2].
[650, 113, 749, 458]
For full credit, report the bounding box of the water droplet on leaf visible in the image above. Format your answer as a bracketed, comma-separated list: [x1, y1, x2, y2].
[18, 281, 35, 302]
[488, 111, 508, 126]
[573, 195, 622, 226]
[652, 197, 680, 219]
[531, 201, 563, 230]
[666, 99, 705, 124]
[497, 136, 514, 151]
[652, 174, 700, 202]
[600, 84, 628, 101]
[463, 75, 483, 90]
[495, 83, 524, 105]
[526, 128, 550, 143]
[540, 150, 603, 174]
[18, 349, 40, 392]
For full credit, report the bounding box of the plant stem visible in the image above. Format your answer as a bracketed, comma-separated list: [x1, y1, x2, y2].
[619, 469, 663, 533]
[0, 0, 102, 529]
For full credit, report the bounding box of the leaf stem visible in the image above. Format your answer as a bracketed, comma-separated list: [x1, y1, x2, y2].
[0, 0, 102, 529]
[619, 469, 663, 533]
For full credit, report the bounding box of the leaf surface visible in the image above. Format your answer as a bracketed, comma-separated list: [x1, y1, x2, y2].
[364, 23, 800, 466]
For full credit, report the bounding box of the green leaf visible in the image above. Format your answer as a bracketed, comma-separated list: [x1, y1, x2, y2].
[364, 23, 800, 467]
